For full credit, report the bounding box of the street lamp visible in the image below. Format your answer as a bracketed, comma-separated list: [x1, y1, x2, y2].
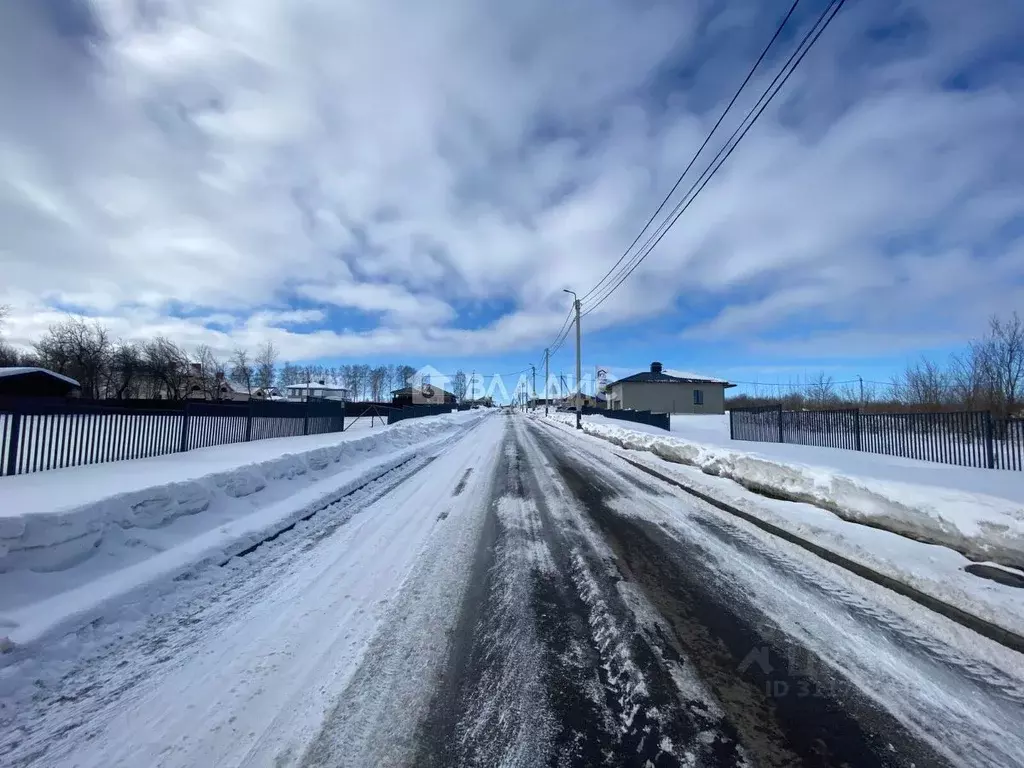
[563, 289, 582, 430]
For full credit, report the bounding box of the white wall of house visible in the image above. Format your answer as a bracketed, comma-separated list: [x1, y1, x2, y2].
[607, 381, 727, 414]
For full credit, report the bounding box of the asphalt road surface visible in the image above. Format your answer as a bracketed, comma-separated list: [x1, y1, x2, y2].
[4, 413, 1023, 767]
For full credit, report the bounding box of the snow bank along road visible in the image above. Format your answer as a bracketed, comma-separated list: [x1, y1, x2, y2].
[3, 413, 1024, 767]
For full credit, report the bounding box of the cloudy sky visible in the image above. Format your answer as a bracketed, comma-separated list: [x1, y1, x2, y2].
[1, 0, 1022, 392]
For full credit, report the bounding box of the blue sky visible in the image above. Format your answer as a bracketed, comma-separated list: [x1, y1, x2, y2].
[1, 0, 1022, 401]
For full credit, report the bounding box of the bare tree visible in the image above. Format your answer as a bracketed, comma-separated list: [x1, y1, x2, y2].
[0, 343, 19, 367]
[0, 306, 18, 367]
[34, 318, 112, 398]
[398, 364, 416, 390]
[357, 364, 373, 399]
[982, 312, 1024, 417]
[108, 341, 145, 399]
[452, 370, 468, 401]
[144, 337, 190, 399]
[192, 344, 226, 400]
[278, 361, 299, 387]
[341, 364, 356, 396]
[805, 372, 837, 407]
[229, 348, 253, 396]
[254, 341, 279, 393]
[369, 366, 387, 401]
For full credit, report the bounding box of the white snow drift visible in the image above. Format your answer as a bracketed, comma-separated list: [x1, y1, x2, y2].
[0, 411, 483, 644]
[551, 414, 1024, 570]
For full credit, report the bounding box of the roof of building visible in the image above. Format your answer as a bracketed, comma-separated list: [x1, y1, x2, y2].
[285, 382, 350, 392]
[391, 385, 456, 397]
[610, 362, 734, 388]
[0, 367, 81, 387]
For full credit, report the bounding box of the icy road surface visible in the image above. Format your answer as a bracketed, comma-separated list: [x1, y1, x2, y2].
[3, 413, 1024, 767]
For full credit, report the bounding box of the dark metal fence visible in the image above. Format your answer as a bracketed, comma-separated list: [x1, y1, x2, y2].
[582, 406, 670, 431]
[0, 397, 344, 477]
[730, 404, 1024, 471]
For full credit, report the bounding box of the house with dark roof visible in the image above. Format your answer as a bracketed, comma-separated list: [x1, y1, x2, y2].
[284, 381, 349, 402]
[391, 385, 457, 407]
[0, 367, 82, 398]
[604, 362, 735, 414]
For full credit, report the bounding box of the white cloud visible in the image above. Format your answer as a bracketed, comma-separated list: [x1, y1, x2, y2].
[0, 0, 1021, 362]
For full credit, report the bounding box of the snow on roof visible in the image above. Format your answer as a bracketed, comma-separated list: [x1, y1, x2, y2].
[284, 382, 349, 391]
[0, 367, 81, 387]
[662, 368, 730, 385]
[610, 367, 732, 386]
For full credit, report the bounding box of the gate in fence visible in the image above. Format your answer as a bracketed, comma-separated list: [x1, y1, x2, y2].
[0, 397, 345, 477]
[729, 404, 1024, 471]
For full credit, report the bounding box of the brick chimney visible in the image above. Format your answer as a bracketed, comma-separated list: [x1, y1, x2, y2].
[651, 361, 663, 374]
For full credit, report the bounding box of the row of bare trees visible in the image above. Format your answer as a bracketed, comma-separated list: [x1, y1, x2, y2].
[728, 313, 1024, 417]
[0, 313, 438, 402]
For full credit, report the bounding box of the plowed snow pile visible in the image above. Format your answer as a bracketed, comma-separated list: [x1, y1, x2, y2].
[0, 412, 482, 643]
[552, 414, 1024, 570]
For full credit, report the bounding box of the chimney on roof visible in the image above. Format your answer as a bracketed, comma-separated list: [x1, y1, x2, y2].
[650, 361, 663, 374]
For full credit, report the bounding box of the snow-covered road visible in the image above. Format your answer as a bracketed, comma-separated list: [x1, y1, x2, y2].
[3, 412, 1023, 767]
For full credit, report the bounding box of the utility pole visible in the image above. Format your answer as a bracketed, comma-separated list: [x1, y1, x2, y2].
[564, 289, 582, 430]
[858, 375, 864, 406]
[544, 348, 550, 416]
[471, 369, 475, 403]
[531, 365, 536, 410]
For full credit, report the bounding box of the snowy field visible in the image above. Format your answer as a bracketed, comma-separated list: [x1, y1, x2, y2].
[0, 410, 483, 645]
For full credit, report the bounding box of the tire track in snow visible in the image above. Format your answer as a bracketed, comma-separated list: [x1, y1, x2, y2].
[418, 420, 748, 766]
[516, 419, 749, 767]
[524, 419, 953, 768]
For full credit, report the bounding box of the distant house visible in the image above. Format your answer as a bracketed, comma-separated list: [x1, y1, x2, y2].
[0, 367, 82, 398]
[215, 376, 251, 402]
[284, 381, 350, 402]
[604, 362, 735, 414]
[391, 385, 457, 407]
[185, 371, 251, 402]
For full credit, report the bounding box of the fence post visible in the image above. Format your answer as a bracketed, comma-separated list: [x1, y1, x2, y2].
[985, 412, 996, 469]
[777, 404, 784, 444]
[5, 411, 22, 476]
[729, 410, 734, 440]
[179, 402, 191, 453]
[245, 401, 253, 442]
[303, 398, 310, 436]
[854, 409, 862, 451]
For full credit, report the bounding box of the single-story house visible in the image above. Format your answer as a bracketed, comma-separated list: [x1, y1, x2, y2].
[285, 381, 350, 402]
[0, 367, 82, 398]
[604, 362, 734, 414]
[391, 385, 457, 407]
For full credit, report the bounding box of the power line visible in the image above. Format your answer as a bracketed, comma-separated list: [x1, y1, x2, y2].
[578, 0, 803, 307]
[546, 305, 576, 357]
[582, 0, 848, 318]
[730, 378, 862, 387]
